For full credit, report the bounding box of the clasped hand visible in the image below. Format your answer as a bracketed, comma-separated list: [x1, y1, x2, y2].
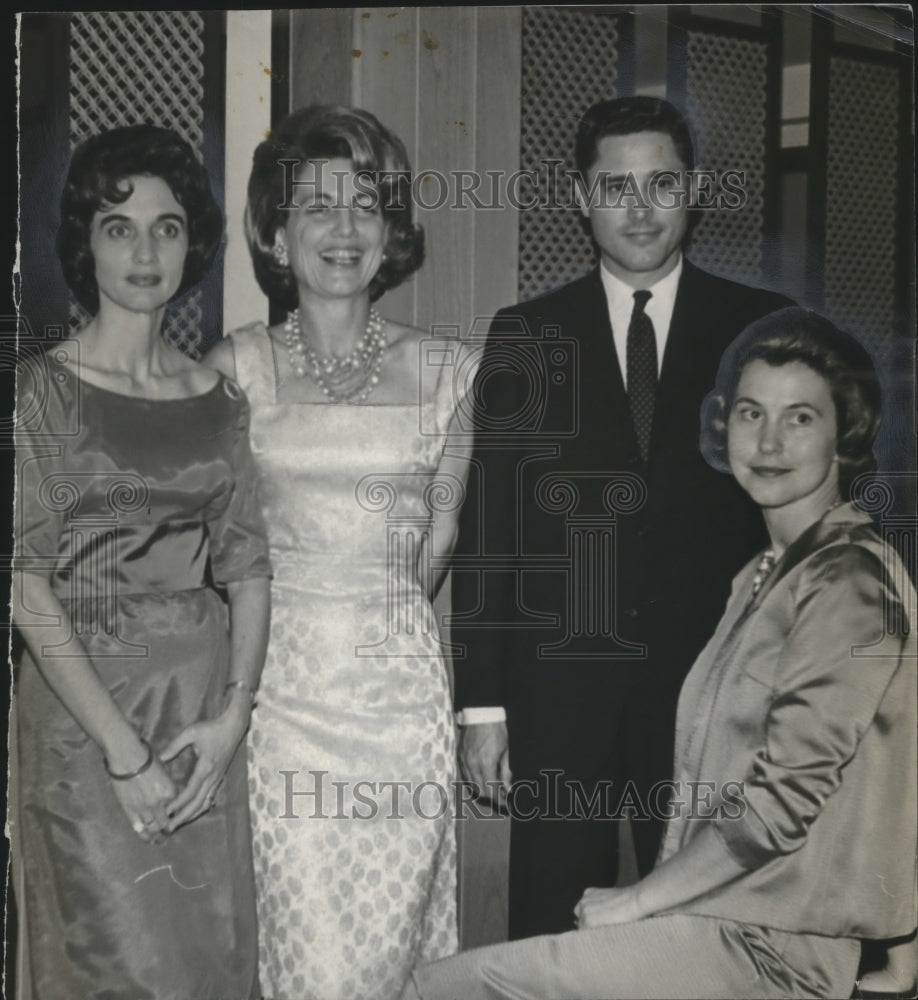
[110, 756, 177, 845]
[160, 706, 249, 833]
[574, 885, 645, 929]
[113, 709, 248, 841]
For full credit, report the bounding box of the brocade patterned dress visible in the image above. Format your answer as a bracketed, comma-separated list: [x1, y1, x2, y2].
[13, 345, 270, 1000]
[229, 324, 470, 1000]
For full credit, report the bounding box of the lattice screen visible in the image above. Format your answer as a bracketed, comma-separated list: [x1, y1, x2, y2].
[68, 11, 206, 357]
[518, 7, 618, 302]
[683, 29, 768, 285]
[823, 55, 901, 359]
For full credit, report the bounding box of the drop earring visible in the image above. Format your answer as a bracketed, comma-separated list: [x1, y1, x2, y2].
[272, 238, 289, 268]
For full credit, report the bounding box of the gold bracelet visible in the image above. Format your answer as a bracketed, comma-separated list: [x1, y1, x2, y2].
[224, 680, 257, 706]
[105, 739, 153, 781]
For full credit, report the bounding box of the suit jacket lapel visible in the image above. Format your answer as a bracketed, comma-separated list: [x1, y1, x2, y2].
[656, 263, 704, 409]
[650, 263, 715, 459]
[573, 269, 635, 454]
[576, 268, 622, 387]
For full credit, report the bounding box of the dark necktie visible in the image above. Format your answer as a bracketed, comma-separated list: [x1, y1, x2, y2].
[626, 289, 657, 462]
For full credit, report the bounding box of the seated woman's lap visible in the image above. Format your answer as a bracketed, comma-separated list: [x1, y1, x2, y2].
[410, 913, 861, 1000]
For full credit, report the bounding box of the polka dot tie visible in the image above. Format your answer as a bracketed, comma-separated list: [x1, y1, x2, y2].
[627, 289, 657, 462]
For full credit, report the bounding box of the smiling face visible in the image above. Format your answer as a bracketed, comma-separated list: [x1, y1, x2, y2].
[578, 131, 689, 288]
[728, 359, 841, 527]
[90, 174, 188, 315]
[278, 157, 386, 303]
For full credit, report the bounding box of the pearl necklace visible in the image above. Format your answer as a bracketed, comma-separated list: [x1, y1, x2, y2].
[284, 307, 387, 403]
[750, 549, 777, 596]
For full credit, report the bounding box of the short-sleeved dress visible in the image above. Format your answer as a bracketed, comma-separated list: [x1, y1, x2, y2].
[229, 325, 474, 1000]
[11, 344, 271, 1000]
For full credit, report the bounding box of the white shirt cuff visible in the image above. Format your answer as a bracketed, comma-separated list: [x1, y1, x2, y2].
[456, 706, 506, 725]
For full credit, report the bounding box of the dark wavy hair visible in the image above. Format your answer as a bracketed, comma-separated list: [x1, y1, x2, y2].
[57, 124, 223, 314]
[574, 97, 698, 239]
[700, 307, 882, 501]
[245, 105, 424, 309]
[574, 97, 695, 177]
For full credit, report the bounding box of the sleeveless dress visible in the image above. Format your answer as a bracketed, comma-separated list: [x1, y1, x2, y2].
[229, 324, 472, 1000]
[12, 345, 271, 1000]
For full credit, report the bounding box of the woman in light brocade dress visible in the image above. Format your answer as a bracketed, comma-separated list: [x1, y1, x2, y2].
[207, 105, 478, 1000]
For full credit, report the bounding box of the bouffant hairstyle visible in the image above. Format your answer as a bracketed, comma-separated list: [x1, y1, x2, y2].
[574, 96, 696, 177]
[57, 124, 223, 314]
[245, 105, 424, 309]
[700, 307, 882, 501]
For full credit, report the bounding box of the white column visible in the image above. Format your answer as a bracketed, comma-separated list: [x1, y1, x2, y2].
[223, 10, 272, 332]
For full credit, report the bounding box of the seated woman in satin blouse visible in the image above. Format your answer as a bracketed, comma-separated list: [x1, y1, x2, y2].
[406, 307, 917, 1000]
[12, 125, 270, 999]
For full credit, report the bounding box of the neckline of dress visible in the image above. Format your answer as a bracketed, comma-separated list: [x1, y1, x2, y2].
[61, 364, 226, 404]
[271, 399, 434, 409]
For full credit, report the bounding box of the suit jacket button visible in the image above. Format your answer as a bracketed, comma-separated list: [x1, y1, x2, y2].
[624, 607, 639, 618]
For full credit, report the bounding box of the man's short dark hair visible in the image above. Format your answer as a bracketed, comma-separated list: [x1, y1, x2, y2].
[58, 124, 223, 315]
[575, 97, 695, 177]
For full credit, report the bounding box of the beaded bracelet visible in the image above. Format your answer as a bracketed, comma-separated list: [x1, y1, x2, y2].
[224, 680, 257, 706]
[105, 739, 154, 781]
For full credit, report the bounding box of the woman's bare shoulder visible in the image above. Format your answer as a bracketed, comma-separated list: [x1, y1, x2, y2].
[156, 342, 222, 395]
[202, 337, 237, 379]
[384, 320, 427, 352]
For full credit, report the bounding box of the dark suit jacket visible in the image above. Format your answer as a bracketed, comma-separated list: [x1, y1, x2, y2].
[452, 261, 792, 715]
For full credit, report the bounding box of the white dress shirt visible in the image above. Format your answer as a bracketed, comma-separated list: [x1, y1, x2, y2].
[600, 256, 682, 388]
[459, 256, 683, 727]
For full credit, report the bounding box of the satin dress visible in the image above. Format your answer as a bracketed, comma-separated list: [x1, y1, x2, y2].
[12, 345, 271, 1000]
[229, 325, 472, 1000]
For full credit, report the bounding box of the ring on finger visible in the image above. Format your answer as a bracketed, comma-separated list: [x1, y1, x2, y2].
[132, 819, 145, 835]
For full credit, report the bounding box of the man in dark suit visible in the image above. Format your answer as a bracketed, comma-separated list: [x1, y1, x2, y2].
[451, 97, 792, 940]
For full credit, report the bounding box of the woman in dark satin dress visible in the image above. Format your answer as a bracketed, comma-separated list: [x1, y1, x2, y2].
[11, 125, 271, 999]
